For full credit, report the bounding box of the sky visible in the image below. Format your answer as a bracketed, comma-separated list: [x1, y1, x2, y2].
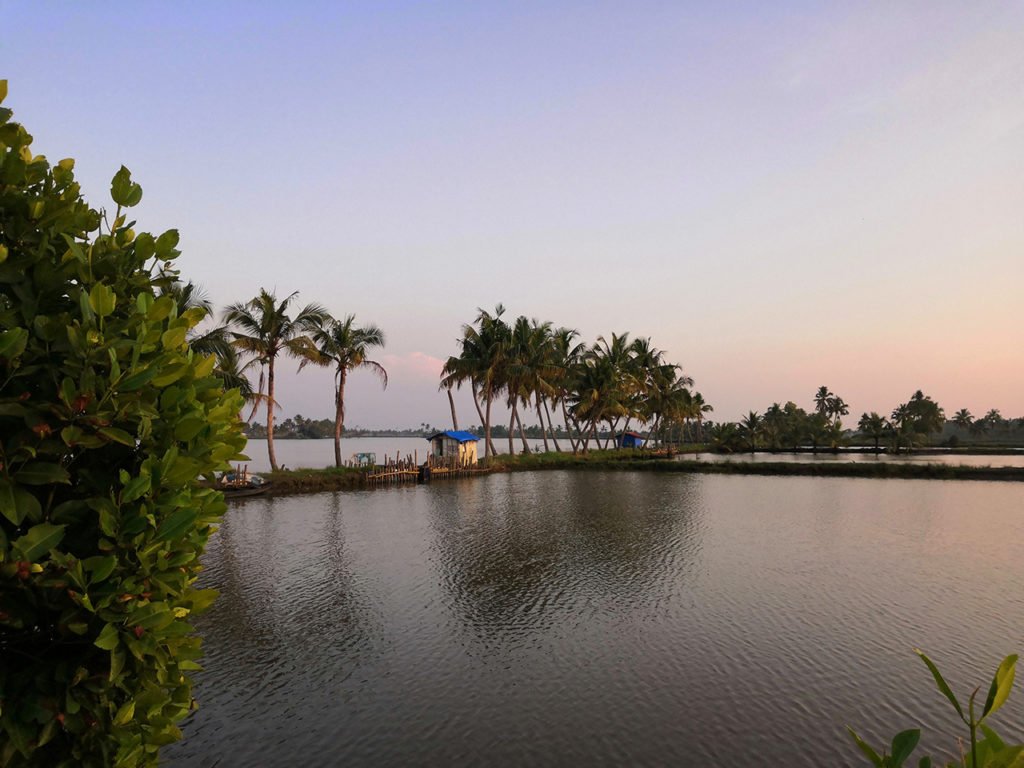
[3, 2, 1023, 427]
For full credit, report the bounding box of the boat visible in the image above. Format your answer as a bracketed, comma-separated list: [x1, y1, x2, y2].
[221, 481, 272, 500]
[217, 466, 271, 500]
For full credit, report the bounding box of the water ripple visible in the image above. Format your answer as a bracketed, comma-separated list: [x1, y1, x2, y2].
[166, 473, 1024, 767]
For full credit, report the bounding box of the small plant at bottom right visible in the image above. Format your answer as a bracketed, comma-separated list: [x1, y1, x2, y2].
[848, 649, 1020, 768]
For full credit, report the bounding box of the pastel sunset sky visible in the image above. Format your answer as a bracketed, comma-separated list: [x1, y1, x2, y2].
[5, 2, 1022, 427]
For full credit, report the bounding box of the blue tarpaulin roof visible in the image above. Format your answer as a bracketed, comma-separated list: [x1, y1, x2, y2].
[426, 430, 480, 443]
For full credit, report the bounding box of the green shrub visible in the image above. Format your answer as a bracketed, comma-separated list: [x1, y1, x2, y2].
[0, 81, 246, 766]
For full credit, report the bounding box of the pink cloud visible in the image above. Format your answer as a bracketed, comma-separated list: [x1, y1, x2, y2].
[379, 352, 445, 381]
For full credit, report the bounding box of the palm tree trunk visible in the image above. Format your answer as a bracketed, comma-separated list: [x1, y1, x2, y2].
[607, 418, 621, 449]
[507, 404, 516, 455]
[471, 382, 488, 450]
[535, 397, 549, 452]
[267, 358, 278, 471]
[561, 401, 578, 453]
[516, 409, 529, 453]
[542, 397, 560, 452]
[447, 386, 459, 431]
[333, 370, 347, 468]
[483, 386, 494, 460]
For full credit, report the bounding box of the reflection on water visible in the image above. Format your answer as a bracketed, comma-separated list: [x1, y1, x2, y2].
[166, 473, 1024, 767]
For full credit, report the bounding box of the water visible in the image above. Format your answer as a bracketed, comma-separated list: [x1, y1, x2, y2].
[241, 437, 550, 472]
[166, 472, 1024, 766]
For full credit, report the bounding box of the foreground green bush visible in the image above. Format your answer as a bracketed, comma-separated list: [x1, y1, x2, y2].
[849, 650, 1021, 767]
[0, 81, 246, 765]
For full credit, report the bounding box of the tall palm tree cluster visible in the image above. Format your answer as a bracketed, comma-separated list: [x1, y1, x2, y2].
[440, 306, 710, 459]
[857, 390, 945, 453]
[170, 285, 387, 471]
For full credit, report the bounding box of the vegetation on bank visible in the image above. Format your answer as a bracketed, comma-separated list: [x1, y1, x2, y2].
[262, 466, 365, 495]
[256, 450, 1024, 492]
[0, 88, 246, 767]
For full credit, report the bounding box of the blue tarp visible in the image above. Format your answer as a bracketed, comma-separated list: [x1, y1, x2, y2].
[614, 432, 646, 448]
[426, 430, 480, 443]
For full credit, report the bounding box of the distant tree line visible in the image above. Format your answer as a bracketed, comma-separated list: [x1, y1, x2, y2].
[709, 386, 1024, 454]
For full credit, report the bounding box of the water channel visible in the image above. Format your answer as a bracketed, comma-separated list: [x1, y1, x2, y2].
[166, 471, 1024, 766]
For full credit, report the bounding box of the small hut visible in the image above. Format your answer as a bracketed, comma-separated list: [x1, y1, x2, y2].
[426, 430, 480, 466]
[614, 431, 646, 449]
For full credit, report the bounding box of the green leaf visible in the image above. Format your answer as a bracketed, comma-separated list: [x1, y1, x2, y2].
[88, 283, 116, 317]
[14, 486, 42, 524]
[134, 233, 155, 261]
[152, 362, 188, 387]
[109, 647, 126, 683]
[0, 327, 29, 359]
[917, 757, 932, 768]
[99, 427, 136, 447]
[148, 295, 175, 322]
[113, 700, 135, 726]
[174, 417, 206, 441]
[155, 507, 197, 542]
[982, 654, 1018, 721]
[0, 243, 7, 263]
[13, 522, 66, 562]
[15, 462, 71, 485]
[161, 327, 187, 349]
[110, 165, 143, 207]
[95, 623, 120, 650]
[84, 555, 117, 584]
[0, 477, 22, 524]
[890, 729, 920, 765]
[155, 229, 179, 258]
[120, 364, 158, 391]
[122, 474, 151, 503]
[915, 649, 965, 722]
[88, 497, 119, 537]
[847, 727, 884, 767]
[188, 588, 219, 615]
[0, 80, 7, 104]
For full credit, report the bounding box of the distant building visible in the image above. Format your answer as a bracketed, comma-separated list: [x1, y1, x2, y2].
[426, 430, 480, 465]
[614, 431, 646, 449]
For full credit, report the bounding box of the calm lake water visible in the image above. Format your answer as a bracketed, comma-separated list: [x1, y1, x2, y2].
[166, 472, 1024, 767]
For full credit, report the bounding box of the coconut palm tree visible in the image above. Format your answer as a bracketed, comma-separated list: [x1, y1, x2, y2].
[305, 314, 388, 468]
[857, 412, 889, 454]
[550, 327, 586, 453]
[739, 411, 761, 453]
[814, 386, 833, 416]
[826, 395, 849, 425]
[691, 392, 713, 443]
[952, 408, 973, 434]
[984, 409, 1004, 431]
[224, 289, 328, 471]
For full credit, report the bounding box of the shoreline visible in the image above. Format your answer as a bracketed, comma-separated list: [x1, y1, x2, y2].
[250, 451, 1024, 498]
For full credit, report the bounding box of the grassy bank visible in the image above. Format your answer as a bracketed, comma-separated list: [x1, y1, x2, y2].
[263, 466, 367, 496]
[486, 451, 1024, 482]
[252, 450, 1024, 498]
